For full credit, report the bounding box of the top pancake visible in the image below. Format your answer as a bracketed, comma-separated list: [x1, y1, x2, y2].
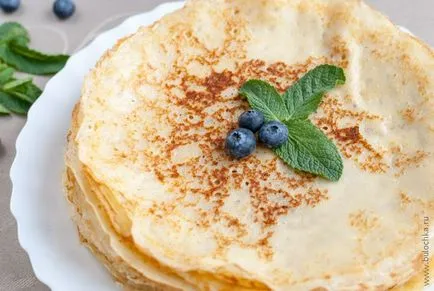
[72, 0, 434, 289]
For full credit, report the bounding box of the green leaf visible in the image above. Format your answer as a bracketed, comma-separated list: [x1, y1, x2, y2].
[12, 36, 30, 46]
[0, 22, 60, 117]
[0, 91, 31, 115]
[10, 43, 69, 62]
[282, 64, 345, 120]
[2, 77, 32, 90]
[0, 103, 11, 115]
[0, 63, 42, 104]
[275, 120, 343, 181]
[0, 22, 30, 46]
[5, 81, 42, 103]
[240, 79, 289, 121]
[0, 43, 69, 75]
[0, 66, 15, 84]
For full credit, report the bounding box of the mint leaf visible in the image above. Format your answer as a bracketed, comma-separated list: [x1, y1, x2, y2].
[10, 43, 69, 63]
[0, 65, 14, 84]
[275, 120, 343, 181]
[283, 64, 345, 120]
[240, 80, 289, 121]
[6, 81, 42, 103]
[0, 44, 69, 75]
[0, 103, 10, 114]
[0, 91, 31, 115]
[2, 77, 32, 90]
[0, 22, 29, 45]
[0, 64, 42, 105]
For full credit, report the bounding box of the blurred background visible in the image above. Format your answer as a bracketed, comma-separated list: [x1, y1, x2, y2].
[0, 0, 433, 290]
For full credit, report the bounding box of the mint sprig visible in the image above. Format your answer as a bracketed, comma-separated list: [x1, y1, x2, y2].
[240, 64, 345, 181]
[0, 22, 68, 115]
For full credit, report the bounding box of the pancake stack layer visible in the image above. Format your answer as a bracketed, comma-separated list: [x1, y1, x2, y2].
[65, 0, 434, 290]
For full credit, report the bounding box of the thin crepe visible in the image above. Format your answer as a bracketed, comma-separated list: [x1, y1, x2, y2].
[65, 0, 434, 289]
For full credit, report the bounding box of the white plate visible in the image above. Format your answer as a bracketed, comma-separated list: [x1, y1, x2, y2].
[9, 2, 427, 290]
[10, 2, 184, 290]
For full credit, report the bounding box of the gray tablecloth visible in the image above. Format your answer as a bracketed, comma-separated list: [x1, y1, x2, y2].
[0, 1, 433, 290]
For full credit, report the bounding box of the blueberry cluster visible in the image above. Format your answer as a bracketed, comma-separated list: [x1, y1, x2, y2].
[0, 0, 75, 19]
[226, 110, 289, 159]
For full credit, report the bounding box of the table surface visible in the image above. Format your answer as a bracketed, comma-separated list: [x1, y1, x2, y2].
[0, 0, 433, 290]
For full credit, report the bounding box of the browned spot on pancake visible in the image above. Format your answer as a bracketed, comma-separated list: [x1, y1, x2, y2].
[349, 210, 380, 233]
[334, 126, 361, 143]
[154, 169, 165, 183]
[392, 147, 428, 177]
[182, 90, 215, 112]
[204, 71, 236, 95]
[400, 192, 412, 208]
[401, 107, 416, 123]
[329, 36, 350, 68]
[315, 97, 388, 173]
[311, 288, 328, 291]
[257, 232, 274, 260]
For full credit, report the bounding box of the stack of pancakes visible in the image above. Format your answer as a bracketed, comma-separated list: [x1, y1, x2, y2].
[65, 0, 434, 290]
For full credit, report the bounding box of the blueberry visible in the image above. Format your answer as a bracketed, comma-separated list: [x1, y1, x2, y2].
[238, 110, 264, 133]
[258, 121, 288, 148]
[0, 0, 20, 13]
[53, 0, 75, 19]
[225, 128, 256, 159]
